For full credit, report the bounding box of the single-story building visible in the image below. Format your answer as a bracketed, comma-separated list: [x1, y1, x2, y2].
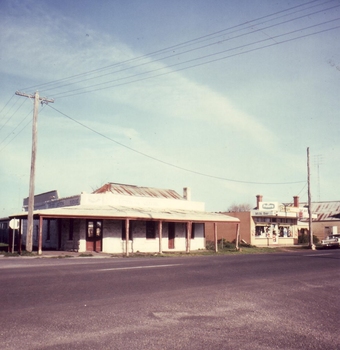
[10, 183, 239, 255]
[206, 195, 316, 247]
[298, 200, 340, 241]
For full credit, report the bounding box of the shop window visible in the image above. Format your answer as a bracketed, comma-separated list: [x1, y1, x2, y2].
[254, 217, 267, 223]
[279, 226, 292, 237]
[146, 221, 156, 239]
[255, 226, 265, 237]
[87, 221, 94, 238]
[87, 220, 102, 238]
[255, 226, 270, 237]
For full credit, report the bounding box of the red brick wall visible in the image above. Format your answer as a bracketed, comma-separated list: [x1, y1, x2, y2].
[205, 212, 252, 244]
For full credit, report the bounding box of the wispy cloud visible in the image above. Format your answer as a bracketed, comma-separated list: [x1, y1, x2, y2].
[0, 0, 275, 151]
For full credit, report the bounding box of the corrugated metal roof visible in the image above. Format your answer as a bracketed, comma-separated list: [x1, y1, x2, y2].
[11, 205, 239, 223]
[93, 183, 184, 200]
[299, 201, 340, 221]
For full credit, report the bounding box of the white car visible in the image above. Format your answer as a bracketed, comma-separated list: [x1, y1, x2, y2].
[320, 235, 340, 248]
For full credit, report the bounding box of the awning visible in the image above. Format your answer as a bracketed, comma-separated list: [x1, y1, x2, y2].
[10, 205, 240, 223]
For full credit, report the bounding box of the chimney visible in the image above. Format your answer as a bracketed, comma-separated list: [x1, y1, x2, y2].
[256, 195, 263, 209]
[183, 187, 191, 201]
[293, 196, 299, 208]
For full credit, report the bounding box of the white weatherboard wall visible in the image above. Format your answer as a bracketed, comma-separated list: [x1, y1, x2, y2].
[80, 193, 205, 211]
[33, 217, 205, 253]
[190, 224, 205, 251]
[130, 221, 163, 253]
[78, 224, 86, 252]
[100, 220, 162, 254]
[98, 220, 205, 254]
[102, 220, 122, 254]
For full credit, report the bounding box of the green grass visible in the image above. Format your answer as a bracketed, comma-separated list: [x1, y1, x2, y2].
[79, 253, 93, 257]
[123, 245, 293, 258]
[0, 245, 310, 259]
[0, 250, 37, 257]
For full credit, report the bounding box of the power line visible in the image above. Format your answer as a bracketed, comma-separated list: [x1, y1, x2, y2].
[0, 98, 28, 133]
[20, 0, 335, 94]
[0, 109, 33, 152]
[52, 21, 340, 99]
[0, 94, 17, 123]
[38, 2, 339, 94]
[0, 94, 34, 148]
[35, 5, 340, 95]
[297, 183, 308, 197]
[47, 104, 305, 186]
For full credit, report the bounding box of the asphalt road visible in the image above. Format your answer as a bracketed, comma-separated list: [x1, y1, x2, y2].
[0, 250, 339, 350]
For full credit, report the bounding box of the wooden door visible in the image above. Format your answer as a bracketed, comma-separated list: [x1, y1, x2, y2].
[86, 220, 102, 252]
[168, 222, 175, 249]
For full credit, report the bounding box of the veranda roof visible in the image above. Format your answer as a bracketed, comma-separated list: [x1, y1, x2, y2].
[10, 205, 239, 223]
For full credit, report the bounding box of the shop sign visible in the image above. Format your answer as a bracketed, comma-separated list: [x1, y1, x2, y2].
[252, 210, 276, 216]
[259, 202, 278, 211]
[47, 196, 80, 208]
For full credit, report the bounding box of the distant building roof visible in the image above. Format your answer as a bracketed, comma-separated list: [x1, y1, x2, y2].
[300, 201, 340, 221]
[92, 183, 184, 200]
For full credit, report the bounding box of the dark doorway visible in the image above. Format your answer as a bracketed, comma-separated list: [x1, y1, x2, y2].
[168, 222, 175, 249]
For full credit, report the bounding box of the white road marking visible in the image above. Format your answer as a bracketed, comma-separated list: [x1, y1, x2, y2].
[304, 253, 332, 257]
[99, 264, 181, 271]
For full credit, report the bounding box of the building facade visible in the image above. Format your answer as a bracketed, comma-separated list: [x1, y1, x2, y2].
[206, 195, 314, 247]
[12, 183, 239, 254]
[298, 200, 340, 241]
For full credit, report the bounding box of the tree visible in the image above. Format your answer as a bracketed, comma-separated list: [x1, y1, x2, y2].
[227, 203, 252, 212]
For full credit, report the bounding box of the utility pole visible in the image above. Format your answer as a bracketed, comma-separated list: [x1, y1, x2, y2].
[15, 91, 54, 252]
[307, 147, 315, 250]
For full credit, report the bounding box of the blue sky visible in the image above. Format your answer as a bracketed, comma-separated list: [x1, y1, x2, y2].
[0, 0, 339, 216]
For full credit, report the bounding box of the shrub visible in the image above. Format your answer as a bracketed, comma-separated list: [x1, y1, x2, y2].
[298, 233, 319, 244]
[205, 241, 215, 250]
[218, 239, 234, 249]
[206, 240, 233, 250]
